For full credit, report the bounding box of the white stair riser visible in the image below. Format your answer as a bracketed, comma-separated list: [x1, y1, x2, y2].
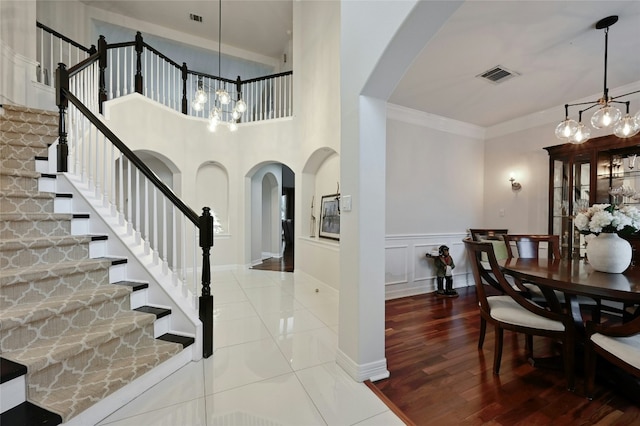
[153, 315, 170, 338]
[38, 175, 56, 192]
[0, 375, 26, 413]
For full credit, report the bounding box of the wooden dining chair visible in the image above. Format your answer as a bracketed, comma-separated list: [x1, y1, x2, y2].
[502, 234, 601, 321]
[585, 315, 640, 399]
[502, 234, 561, 260]
[463, 238, 576, 390]
[469, 229, 509, 242]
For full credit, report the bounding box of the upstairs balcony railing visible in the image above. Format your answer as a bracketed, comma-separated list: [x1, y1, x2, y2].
[37, 23, 293, 124]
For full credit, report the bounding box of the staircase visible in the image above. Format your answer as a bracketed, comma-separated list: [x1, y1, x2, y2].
[0, 104, 194, 425]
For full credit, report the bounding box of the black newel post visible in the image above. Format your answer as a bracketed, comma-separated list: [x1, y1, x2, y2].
[55, 63, 69, 173]
[199, 207, 214, 358]
[135, 32, 144, 94]
[98, 35, 107, 114]
[235, 75, 242, 98]
[181, 62, 188, 115]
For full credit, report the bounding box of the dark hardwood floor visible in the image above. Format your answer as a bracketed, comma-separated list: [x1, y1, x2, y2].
[251, 242, 294, 272]
[369, 286, 640, 425]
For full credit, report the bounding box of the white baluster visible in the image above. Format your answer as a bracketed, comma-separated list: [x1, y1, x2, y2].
[153, 186, 159, 264]
[127, 158, 133, 235]
[172, 205, 178, 284]
[135, 168, 141, 244]
[109, 143, 116, 211]
[181, 215, 187, 284]
[162, 196, 168, 273]
[116, 49, 121, 98]
[144, 176, 150, 255]
[130, 46, 135, 94]
[49, 36, 53, 86]
[118, 150, 124, 225]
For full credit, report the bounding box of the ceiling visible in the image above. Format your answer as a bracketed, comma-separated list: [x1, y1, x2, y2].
[81, 0, 640, 129]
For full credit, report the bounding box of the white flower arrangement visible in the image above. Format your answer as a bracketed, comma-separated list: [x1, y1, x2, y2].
[574, 203, 640, 235]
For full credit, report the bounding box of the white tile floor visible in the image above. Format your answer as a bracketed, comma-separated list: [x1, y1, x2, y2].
[96, 268, 403, 426]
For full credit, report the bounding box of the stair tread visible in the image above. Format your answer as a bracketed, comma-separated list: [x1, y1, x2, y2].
[0, 168, 40, 178]
[0, 234, 95, 250]
[0, 212, 73, 221]
[135, 305, 171, 319]
[2, 311, 156, 372]
[158, 333, 195, 348]
[0, 401, 62, 426]
[28, 341, 183, 422]
[0, 257, 119, 285]
[0, 189, 56, 199]
[113, 280, 149, 291]
[0, 285, 132, 328]
[1, 356, 28, 383]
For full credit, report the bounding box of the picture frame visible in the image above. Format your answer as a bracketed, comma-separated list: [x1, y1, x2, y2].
[319, 193, 340, 240]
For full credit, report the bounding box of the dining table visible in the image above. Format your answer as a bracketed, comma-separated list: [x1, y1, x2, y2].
[499, 257, 640, 331]
[499, 257, 640, 395]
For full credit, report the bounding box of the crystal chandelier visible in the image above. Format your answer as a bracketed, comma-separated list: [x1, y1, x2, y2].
[555, 16, 640, 144]
[191, 0, 247, 132]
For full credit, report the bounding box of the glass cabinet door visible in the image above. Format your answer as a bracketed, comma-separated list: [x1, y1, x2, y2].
[551, 159, 570, 257]
[572, 158, 590, 259]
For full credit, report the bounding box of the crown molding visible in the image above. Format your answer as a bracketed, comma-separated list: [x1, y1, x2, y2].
[386, 103, 485, 140]
[387, 81, 640, 141]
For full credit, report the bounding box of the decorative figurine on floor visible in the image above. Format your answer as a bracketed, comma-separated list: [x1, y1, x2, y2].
[427, 245, 458, 298]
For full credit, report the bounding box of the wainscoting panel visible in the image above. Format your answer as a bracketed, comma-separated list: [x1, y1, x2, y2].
[385, 233, 471, 300]
[384, 245, 409, 285]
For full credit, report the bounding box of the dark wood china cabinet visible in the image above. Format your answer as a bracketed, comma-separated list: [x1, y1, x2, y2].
[545, 133, 640, 261]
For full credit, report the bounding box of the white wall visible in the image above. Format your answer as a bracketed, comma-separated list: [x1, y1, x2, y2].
[386, 116, 484, 234]
[102, 95, 298, 268]
[1, 0, 54, 108]
[384, 106, 484, 298]
[293, 0, 342, 287]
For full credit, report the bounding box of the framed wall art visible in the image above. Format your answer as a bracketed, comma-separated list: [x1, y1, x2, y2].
[319, 193, 340, 240]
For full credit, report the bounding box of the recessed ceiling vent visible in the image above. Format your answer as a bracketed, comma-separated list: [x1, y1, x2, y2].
[476, 65, 520, 84]
[189, 13, 203, 23]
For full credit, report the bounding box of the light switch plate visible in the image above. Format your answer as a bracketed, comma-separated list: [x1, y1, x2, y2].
[342, 195, 352, 211]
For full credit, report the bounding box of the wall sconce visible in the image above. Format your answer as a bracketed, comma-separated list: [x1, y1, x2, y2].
[509, 175, 522, 191]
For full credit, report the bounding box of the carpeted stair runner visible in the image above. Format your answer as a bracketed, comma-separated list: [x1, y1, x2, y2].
[0, 104, 185, 424]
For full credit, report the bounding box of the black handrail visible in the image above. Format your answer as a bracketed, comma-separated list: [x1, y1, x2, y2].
[37, 21, 95, 54]
[106, 41, 136, 49]
[188, 70, 238, 86]
[68, 52, 100, 75]
[62, 83, 200, 225]
[241, 70, 293, 85]
[142, 41, 183, 69]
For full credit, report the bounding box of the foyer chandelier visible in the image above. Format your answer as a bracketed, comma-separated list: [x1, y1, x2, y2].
[191, 0, 247, 132]
[555, 16, 640, 144]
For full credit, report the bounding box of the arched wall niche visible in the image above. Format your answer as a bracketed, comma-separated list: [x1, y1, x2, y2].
[296, 147, 340, 290]
[195, 161, 230, 234]
[135, 150, 180, 193]
[302, 147, 339, 239]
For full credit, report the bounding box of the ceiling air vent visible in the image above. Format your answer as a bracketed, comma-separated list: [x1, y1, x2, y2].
[476, 65, 519, 84]
[189, 13, 203, 23]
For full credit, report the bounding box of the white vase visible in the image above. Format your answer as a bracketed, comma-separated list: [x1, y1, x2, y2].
[586, 232, 632, 273]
